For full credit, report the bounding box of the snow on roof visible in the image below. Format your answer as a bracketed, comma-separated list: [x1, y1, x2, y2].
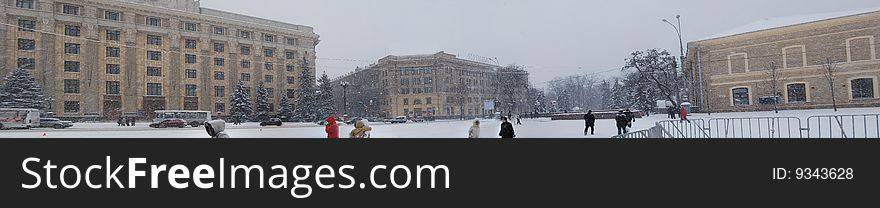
[699, 7, 880, 41]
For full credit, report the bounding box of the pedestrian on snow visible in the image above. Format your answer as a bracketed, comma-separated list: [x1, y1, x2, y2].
[205, 119, 230, 138]
[130, 118, 136, 126]
[615, 110, 630, 135]
[625, 109, 635, 123]
[325, 115, 339, 139]
[584, 110, 596, 135]
[468, 120, 481, 138]
[117, 117, 124, 127]
[680, 106, 689, 121]
[668, 107, 677, 119]
[499, 116, 516, 138]
[516, 116, 522, 125]
[350, 120, 373, 138]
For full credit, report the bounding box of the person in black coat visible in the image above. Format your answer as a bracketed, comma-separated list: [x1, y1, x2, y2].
[499, 117, 516, 138]
[583, 110, 596, 135]
[615, 111, 630, 135]
[667, 107, 677, 119]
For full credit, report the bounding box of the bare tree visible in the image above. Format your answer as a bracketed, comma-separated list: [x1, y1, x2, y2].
[764, 62, 785, 113]
[623, 49, 684, 107]
[818, 57, 840, 112]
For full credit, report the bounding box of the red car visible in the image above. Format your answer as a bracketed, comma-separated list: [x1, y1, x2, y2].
[149, 118, 188, 128]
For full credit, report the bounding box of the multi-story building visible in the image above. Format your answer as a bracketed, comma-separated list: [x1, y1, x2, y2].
[0, 0, 319, 120]
[685, 8, 880, 113]
[331, 51, 530, 119]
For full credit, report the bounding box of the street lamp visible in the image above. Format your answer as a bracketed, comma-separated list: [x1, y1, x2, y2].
[340, 81, 349, 118]
[662, 15, 688, 105]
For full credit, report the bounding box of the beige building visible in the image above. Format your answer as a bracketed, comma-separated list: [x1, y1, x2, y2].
[685, 8, 880, 113]
[331, 52, 529, 119]
[0, 0, 319, 120]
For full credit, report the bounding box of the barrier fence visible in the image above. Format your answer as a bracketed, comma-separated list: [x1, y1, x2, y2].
[806, 114, 880, 138]
[615, 114, 879, 139]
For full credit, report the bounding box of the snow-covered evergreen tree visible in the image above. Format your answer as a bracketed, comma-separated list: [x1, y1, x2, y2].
[315, 71, 335, 119]
[293, 57, 317, 122]
[277, 95, 294, 121]
[254, 83, 271, 121]
[230, 81, 253, 122]
[0, 68, 47, 110]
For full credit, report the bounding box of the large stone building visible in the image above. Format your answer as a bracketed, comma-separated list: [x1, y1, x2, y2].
[685, 8, 880, 113]
[0, 0, 319, 120]
[330, 52, 529, 119]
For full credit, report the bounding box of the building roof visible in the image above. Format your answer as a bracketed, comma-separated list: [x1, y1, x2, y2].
[698, 6, 880, 41]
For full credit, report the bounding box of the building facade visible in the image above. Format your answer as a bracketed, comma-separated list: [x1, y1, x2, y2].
[685, 9, 880, 113]
[331, 52, 529, 119]
[0, 0, 319, 120]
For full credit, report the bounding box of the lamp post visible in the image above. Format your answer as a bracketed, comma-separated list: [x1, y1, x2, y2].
[662, 15, 687, 105]
[340, 81, 349, 118]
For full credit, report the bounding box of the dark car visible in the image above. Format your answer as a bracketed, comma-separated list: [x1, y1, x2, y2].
[389, 116, 408, 124]
[149, 118, 188, 128]
[345, 117, 364, 125]
[38, 118, 74, 129]
[260, 118, 283, 127]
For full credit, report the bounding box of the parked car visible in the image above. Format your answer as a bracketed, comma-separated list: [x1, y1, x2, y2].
[149, 118, 188, 128]
[389, 116, 408, 124]
[260, 118, 283, 127]
[411, 117, 426, 123]
[345, 117, 364, 125]
[38, 118, 73, 129]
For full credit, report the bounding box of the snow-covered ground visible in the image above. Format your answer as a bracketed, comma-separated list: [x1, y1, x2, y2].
[1, 107, 877, 138]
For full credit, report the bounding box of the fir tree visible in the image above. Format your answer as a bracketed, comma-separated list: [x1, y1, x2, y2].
[277, 95, 294, 121]
[315, 71, 335, 119]
[293, 57, 317, 122]
[254, 83, 271, 121]
[230, 81, 253, 122]
[0, 68, 47, 110]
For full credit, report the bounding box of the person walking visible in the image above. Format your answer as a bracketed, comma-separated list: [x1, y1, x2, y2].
[468, 120, 481, 138]
[117, 116, 124, 127]
[625, 109, 635, 123]
[350, 120, 373, 139]
[325, 115, 339, 139]
[680, 105, 689, 121]
[205, 119, 230, 138]
[130, 118, 136, 126]
[499, 116, 516, 138]
[667, 107, 677, 119]
[516, 116, 522, 125]
[615, 110, 630, 135]
[583, 110, 596, 135]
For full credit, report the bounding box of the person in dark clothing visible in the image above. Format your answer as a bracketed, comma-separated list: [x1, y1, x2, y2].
[615, 111, 630, 135]
[117, 117, 124, 127]
[667, 107, 677, 119]
[516, 116, 522, 125]
[130, 118, 136, 126]
[624, 109, 635, 123]
[583, 110, 596, 135]
[499, 117, 516, 138]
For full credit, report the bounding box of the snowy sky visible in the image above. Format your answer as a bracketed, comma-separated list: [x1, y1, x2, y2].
[199, 0, 880, 88]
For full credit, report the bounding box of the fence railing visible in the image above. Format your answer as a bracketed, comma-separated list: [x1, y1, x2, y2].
[657, 119, 709, 138]
[706, 117, 803, 138]
[806, 114, 880, 138]
[612, 126, 664, 139]
[620, 114, 879, 139]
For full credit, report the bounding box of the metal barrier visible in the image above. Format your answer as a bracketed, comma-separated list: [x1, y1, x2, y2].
[706, 117, 804, 138]
[657, 119, 709, 138]
[806, 114, 880, 138]
[613, 126, 664, 139]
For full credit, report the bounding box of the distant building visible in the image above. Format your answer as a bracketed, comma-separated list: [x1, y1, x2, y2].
[331, 52, 529, 119]
[0, 0, 319, 120]
[685, 8, 880, 113]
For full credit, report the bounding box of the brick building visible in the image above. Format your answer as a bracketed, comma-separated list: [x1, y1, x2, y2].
[0, 0, 319, 120]
[685, 8, 880, 113]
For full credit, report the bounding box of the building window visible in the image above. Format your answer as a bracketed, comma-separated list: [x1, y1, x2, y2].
[18, 58, 35, 70]
[16, 0, 34, 9]
[64, 101, 80, 113]
[104, 10, 120, 21]
[287, 76, 295, 84]
[62, 4, 80, 16]
[403, 98, 409, 105]
[65, 25, 81, 37]
[214, 71, 225, 80]
[727, 53, 748, 74]
[266, 88, 274, 98]
[213, 26, 226, 35]
[214, 58, 225, 66]
[846, 36, 875, 62]
[147, 51, 162, 61]
[147, 67, 162, 76]
[732, 88, 750, 106]
[851, 78, 876, 99]
[215, 86, 225, 97]
[213, 42, 225, 53]
[185, 54, 197, 64]
[147, 83, 162, 96]
[414, 99, 423, 105]
[18, 39, 35, 51]
[64, 43, 80, 54]
[264, 48, 275, 57]
[265, 62, 274, 70]
[184, 22, 197, 31]
[64, 79, 80, 94]
[286, 37, 297, 46]
[286, 64, 295, 72]
[106, 30, 120, 41]
[240, 46, 251, 55]
[18, 19, 36, 32]
[241, 73, 251, 82]
[240, 31, 252, 39]
[106, 64, 120, 74]
[287, 89, 295, 98]
[106, 81, 120, 95]
[265, 75, 274, 83]
[146, 17, 162, 27]
[285, 51, 295, 59]
[106, 47, 121, 58]
[185, 69, 197, 79]
[786, 83, 807, 103]
[241, 60, 251, 68]
[264, 34, 276, 42]
[215, 103, 226, 113]
[147, 35, 162, 45]
[185, 85, 197, 97]
[185, 39, 197, 49]
[426, 97, 433, 104]
[64, 61, 80, 72]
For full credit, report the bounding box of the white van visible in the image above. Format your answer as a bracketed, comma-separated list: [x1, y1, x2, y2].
[0, 108, 41, 129]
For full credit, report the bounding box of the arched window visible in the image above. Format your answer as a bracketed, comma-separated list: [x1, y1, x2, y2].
[851, 78, 875, 99]
[732, 88, 750, 106]
[786, 83, 807, 103]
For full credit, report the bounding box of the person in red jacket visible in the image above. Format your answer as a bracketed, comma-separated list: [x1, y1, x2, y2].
[680, 106, 689, 121]
[325, 115, 339, 139]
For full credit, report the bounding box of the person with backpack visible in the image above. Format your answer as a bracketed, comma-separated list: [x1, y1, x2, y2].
[499, 116, 516, 138]
[615, 110, 630, 135]
[583, 110, 596, 135]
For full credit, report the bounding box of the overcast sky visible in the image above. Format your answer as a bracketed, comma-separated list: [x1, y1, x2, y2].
[200, 0, 880, 88]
